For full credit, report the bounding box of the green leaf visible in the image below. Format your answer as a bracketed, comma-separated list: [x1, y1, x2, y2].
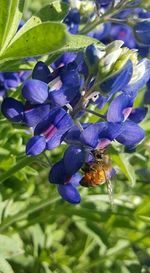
[74, 216, 108, 248]
[0, 59, 36, 72]
[44, 34, 104, 66]
[111, 152, 136, 186]
[54, 33, 104, 54]
[9, 1, 68, 43]
[35, 1, 69, 22]
[0, 0, 25, 51]
[0, 22, 67, 61]
[0, 234, 23, 258]
[0, 257, 14, 273]
[0, 156, 37, 184]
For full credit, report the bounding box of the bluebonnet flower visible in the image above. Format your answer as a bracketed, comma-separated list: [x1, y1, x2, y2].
[134, 20, 150, 47]
[96, 0, 113, 7]
[2, 38, 150, 204]
[49, 115, 146, 204]
[64, 8, 80, 34]
[0, 71, 31, 97]
[89, 6, 150, 58]
[144, 80, 150, 104]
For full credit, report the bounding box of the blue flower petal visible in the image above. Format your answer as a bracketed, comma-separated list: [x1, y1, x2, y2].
[80, 123, 107, 148]
[24, 103, 50, 127]
[19, 71, 31, 82]
[69, 173, 82, 187]
[110, 24, 135, 48]
[35, 108, 73, 149]
[60, 66, 81, 89]
[46, 132, 63, 150]
[32, 61, 51, 83]
[1, 98, 24, 122]
[123, 59, 150, 95]
[58, 184, 81, 204]
[63, 145, 85, 176]
[22, 79, 48, 104]
[116, 121, 145, 146]
[144, 89, 150, 104]
[96, 0, 113, 7]
[64, 8, 80, 34]
[0, 86, 5, 97]
[89, 23, 111, 41]
[107, 94, 133, 122]
[85, 44, 101, 68]
[26, 136, 46, 156]
[53, 52, 77, 68]
[128, 107, 148, 123]
[102, 122, 124, 140]
[96, 95, 110, 109]
[49, 86, 79, 107]
[134, 20, 150, 46]
[63, 125, 81, 144]
[49, 160, 68, 184]
[100, 60, 133, 96]
[3, 73, 21, 89]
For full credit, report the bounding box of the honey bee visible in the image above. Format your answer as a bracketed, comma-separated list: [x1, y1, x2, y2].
[80, 149, 114, 203]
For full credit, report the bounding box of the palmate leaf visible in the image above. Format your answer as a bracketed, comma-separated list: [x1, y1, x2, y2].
[0, 31, 102, 69]
[0, 22, 67, 61]
[0, 0, 25, 51]
[0, 0, 103, 68]
[7, 1, 69, 42]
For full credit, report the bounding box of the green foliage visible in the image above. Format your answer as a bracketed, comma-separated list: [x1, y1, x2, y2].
[0, 22, 67, 60]
[0, 0, 25, 51]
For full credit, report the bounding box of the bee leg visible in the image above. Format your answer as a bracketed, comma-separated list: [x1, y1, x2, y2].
[80, 178, 89, 187]
[103, 168, 114, 206]
[81, 163, 90, 172]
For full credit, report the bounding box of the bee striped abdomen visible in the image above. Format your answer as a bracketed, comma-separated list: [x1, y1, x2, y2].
[80, 163, 107, 187]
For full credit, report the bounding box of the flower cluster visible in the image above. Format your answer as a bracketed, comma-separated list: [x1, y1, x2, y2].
[1, 0, 150, 204]
[0, 71, 31, 98]
[2, 37, 150, 204]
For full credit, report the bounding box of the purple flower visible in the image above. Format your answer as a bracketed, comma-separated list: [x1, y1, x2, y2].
[26, 108, 73, 155]
[58, 183, 81, 204]
[1, 97, 24, 122]
[96, 0, 113, 7]
[64, 9, 80, 34]
[0, 71, 30, 97]
[49, 158, 81, 204]
[22, 79, 49, 104]
[100, 60, 133, 96]
[32, 61, 51, 83]
[110, 24, 136, 48]
[24, 103, 51, 128]
[134, 20, 150, 46]
[49, 64, 81, 107]
[144, 80, 150, 104]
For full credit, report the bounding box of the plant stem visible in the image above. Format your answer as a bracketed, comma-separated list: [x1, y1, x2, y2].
[79, 3, 131, 35]
[84, 109, 106, 119]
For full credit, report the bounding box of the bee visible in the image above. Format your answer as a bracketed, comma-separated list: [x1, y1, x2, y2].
[80, 149, 114, 203]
